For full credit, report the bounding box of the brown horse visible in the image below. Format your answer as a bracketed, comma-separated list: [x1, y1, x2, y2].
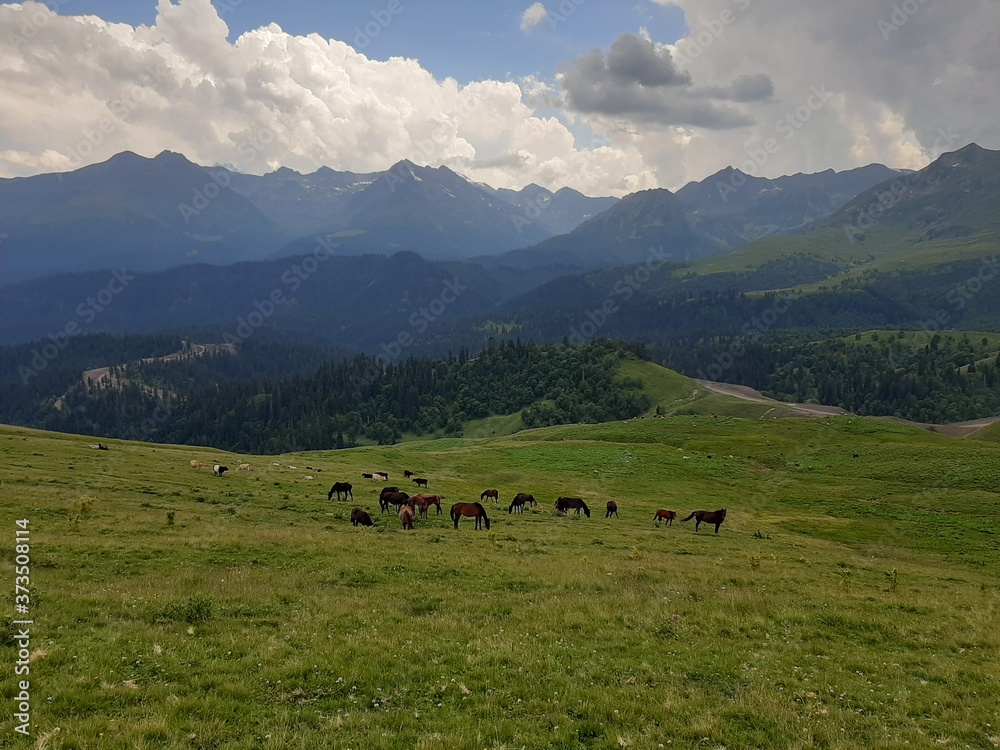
[399, 505, 415, 530]
[555, 497, 590, 517]
[328, 482, 353, 501]
[606, 500, 618, 518]
[451, 502, 491, 530]
[508, 493, 536, 514]
[412, 493, 443, 519]
[654, 509, 676, 526]
[682, 508, 727, 533]
[351, 508, 373, 527]
[480, 489, 499, 503]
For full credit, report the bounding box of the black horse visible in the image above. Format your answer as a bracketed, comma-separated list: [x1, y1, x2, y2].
[328, 482, 353, 501]
[606, 500, 618, 518]
[555, 497, 590, 517]
[508, 493, 536, 514]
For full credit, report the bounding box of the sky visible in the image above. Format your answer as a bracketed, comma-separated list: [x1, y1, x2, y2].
[1, 0, 998, 195]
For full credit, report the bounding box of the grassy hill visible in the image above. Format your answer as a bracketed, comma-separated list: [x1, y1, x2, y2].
[2, 416, 998, 748]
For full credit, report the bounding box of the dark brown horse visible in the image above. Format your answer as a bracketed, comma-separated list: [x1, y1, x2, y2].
[480, 489, 499, 503]
[399, 505, 415, 530]
[555, 497, 590, 517]
[682, 508, 727, 533]
[351, 508, 373, 527]
[378, 487, 401, 513]
[328, 482, 353, 501]
[451, 502, 491, 530]
[508, 493, 536, 514]
[412, 477, 429, 488]
[654, 509, 676, 526]
[381, 491, 411, 514]
[606, 500, 618, 518]
[412, 493, 443, 518]
[403, 470, 414, 478]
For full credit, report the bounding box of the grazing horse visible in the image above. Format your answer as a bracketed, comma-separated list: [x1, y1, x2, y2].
[327, 482, 353, 501]
[412, 494, 443, 517]
[682, 508, 727, 533]
[606, 500, 618, 518]
[480, 489, 499, 503]
[382, 491, 411, 514]
[654, 509, 677, 526]
[508, 493, 537, 514]
[378, 487, 400, 513]
[403, 470, 414, 478]
[399, 506, 415, 530]
[351, 508, 373, 527]
[412, 477, 429, 488]
[451, 502, 491, 530]
[555, 497, 590, 517]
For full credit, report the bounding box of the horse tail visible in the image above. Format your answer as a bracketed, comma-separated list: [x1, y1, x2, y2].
[681, 512, 696, 522]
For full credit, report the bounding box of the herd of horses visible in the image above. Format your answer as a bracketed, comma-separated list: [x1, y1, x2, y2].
[330, 478, 727, 534]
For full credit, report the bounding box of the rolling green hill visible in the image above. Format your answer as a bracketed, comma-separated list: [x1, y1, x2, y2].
[2, 413, 998, 748]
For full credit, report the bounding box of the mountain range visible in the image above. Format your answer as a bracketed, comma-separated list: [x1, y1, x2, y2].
[2, 144, 998, 350]
[2, 148, 919, 285]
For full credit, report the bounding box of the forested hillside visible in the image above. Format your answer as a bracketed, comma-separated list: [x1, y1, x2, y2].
[655, 331, 1000, 424]
[17, 340, 651, 453]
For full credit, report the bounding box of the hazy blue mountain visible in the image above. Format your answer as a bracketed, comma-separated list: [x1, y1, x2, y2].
[269, 160, 557, 260]
[223, 164, 378, 236]
[0, 151, 286, 285]
[487, 183, 619, 235]
[484, 187, 726, 269]
[0, 250, 560, 348]
[674, 163, 910, 245]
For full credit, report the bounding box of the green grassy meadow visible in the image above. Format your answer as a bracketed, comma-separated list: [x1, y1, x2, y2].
[2, 414, 999, 749]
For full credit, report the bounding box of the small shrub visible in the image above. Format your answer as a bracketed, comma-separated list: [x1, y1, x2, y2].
[160, 595, 214, 624]
[752, 530, 771, 540]
[628, 546, 644, 560]
[747, 554, 762, 571]
[166, 511, 175, 526]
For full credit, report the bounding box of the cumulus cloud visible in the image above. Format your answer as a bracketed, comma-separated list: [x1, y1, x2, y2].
[520, 2, 548, 32]
[0, 0, 656, 195]
[0, 0, 997, 196]
[558, 33, 760, 129]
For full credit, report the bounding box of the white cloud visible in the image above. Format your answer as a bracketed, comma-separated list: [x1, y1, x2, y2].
[520, 2, 548, 32]
[0, 0, 997, 196]
[0, 0, 653, 195]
